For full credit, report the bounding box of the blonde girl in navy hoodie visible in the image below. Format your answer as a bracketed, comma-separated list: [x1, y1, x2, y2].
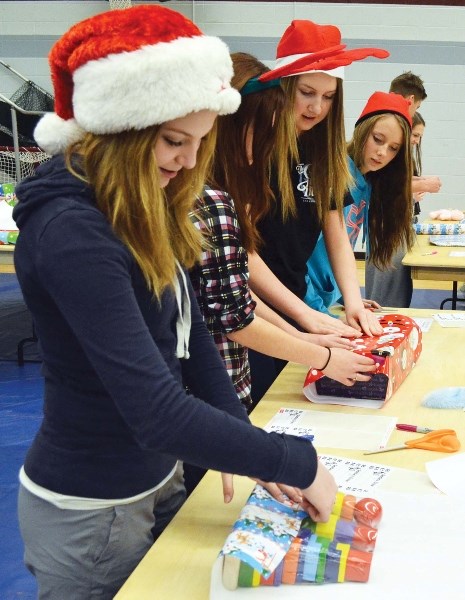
[13, 7, 336, 599]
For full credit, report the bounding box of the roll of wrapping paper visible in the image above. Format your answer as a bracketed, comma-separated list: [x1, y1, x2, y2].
[414, 222, 465, 235]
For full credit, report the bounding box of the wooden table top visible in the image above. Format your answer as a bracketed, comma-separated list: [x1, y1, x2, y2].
[115, 308, 465, 600]
[402, 230, 465, 286]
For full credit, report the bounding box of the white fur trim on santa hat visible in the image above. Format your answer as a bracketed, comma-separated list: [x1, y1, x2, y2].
[36, 34, 240, 154]
[34, 114, 85, 156]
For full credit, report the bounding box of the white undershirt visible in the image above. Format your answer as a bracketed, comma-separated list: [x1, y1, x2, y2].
[19, 462, 177, 510]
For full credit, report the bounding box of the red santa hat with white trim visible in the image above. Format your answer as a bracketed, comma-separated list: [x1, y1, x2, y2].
[35, 5, 241, 155]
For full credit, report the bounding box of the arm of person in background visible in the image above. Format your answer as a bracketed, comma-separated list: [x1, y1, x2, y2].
[412, 175, 442, 194]
[322, 211, 383, 336]
[252, 291, 356, 350]
[227, 310, 374, 384]
[247, 250, 362, 338]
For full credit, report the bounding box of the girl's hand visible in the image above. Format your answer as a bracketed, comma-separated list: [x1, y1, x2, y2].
[221, 473, 304, 506]
[300, 310, 362, 338]
[322, 347, 377, 386]
[343, 305, 384, 337]
[362, 298, 382, 311]
[301, 461, 338, 522]
[298, 331, 357, 350]
[253, 480, 304, 505]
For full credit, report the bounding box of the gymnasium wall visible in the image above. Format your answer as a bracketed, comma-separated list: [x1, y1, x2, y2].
[1, 1, 464, 217]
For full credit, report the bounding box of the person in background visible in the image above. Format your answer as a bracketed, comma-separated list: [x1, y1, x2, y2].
[389, 70, 426, 115]
[13, 7, 337, 599]
[388, 72, 441, 203]
[411, 111, 426, 222]
[245, 20, 387, 394]
[304, 92, 414, 314]
[364, 72, 442, 307]
[410, 111, 442, 218]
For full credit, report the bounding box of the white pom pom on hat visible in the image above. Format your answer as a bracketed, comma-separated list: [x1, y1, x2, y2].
[35, 5, 241, 155]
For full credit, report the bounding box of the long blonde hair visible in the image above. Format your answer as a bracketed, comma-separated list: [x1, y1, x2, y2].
[66, 125, 216, 298]
[276, 76, 351, 223]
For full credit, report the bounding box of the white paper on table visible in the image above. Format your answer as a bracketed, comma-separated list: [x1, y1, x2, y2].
[426, 452, 465, 497]
[264, 407, 396, 451]
[411, 317, 433, 332]
[210, 491, 465, 600]
[433, 313, 465, 328]
[449, 251, 465, 257]
[319, 454, 437, 496]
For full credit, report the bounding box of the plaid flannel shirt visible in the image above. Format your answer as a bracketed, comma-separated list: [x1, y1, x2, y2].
[190, 186, 256, 410]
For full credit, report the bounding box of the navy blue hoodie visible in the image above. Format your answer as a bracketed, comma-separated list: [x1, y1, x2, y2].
[13, 156, 317, 499]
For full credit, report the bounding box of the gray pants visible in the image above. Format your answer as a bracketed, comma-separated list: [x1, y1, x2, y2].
[18, 463, 186, 600]
[365, 246, 413, 308]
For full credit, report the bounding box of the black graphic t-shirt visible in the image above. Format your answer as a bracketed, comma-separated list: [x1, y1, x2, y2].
[257, 160, 321, 300]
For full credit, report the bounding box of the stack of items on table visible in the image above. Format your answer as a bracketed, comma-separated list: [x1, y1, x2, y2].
[221, 485, 382, 590]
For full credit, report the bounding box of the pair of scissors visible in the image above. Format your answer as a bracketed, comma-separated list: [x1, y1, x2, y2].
[364, 429, 461, 455]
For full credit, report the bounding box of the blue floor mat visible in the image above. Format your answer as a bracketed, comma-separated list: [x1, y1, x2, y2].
[410, 287, 464, 309]
[0, 361, 42, 599]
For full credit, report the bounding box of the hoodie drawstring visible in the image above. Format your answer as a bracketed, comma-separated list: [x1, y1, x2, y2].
[174, 260, 191, 359]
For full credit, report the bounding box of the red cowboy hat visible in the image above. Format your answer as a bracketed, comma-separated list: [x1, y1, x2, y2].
[259, 20, 389, 82]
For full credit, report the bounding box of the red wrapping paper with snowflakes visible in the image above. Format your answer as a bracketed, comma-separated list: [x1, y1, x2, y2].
[303, 314, 422, 408]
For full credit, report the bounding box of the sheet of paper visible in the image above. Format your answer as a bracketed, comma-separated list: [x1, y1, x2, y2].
[318, 454, 436, 496]
[264, 407, 397, 450]
[433, 313, 465, 328]
[210, 492, 465, 600]
[411, 317, 433, 332]
[426, 453, 465, 497]
[449, 250, 465, 256]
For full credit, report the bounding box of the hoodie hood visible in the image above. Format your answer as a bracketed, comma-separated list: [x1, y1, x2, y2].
[13, 155, 93, 231]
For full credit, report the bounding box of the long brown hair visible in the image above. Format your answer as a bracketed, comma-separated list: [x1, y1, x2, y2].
[66, 125, 216, 298]
[210, 52, 294, 252]
[348, 114, 414, 268]
[277, 76, 351, 224]
[411, 111, 425, 176]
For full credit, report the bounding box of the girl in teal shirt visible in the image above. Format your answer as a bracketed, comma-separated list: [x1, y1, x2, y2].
[305, 91, 414, 315]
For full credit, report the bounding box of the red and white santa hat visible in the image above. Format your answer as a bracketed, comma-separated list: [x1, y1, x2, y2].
[35, 5, 241, 155]
[259, 20, 389, 83]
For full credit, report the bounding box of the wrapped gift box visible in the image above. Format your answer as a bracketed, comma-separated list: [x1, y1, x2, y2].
[303, 314, 422, 409]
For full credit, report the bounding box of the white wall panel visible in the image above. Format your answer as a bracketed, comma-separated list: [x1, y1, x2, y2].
[1, 1, 464, 209]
